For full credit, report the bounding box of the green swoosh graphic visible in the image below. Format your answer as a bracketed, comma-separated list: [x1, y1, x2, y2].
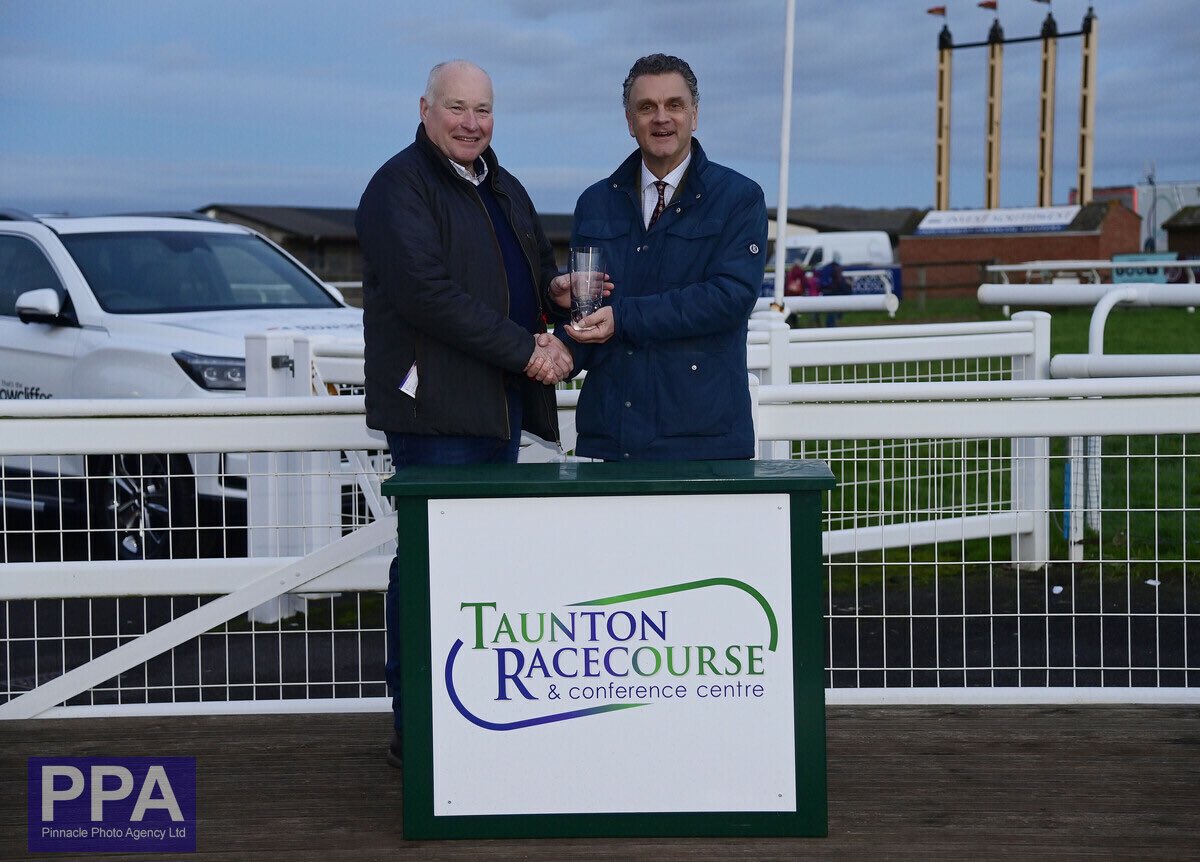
[569, 578, 778, 652]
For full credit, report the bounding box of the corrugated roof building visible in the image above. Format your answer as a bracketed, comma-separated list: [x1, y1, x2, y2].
[199, 204, 361, 283]
[1163, 205, 1200, 257]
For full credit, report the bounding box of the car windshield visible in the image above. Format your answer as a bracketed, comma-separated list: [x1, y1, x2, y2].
[60, 231, 340, 313]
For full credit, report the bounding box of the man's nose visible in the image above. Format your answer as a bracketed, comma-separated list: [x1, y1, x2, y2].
[461, 110, 481, 129]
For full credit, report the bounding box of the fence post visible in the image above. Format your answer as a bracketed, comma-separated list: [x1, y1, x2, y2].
[1083, 288, 1137, 534]
[244, 333, 338, 622]
[756, 312, 792, 460]
[749, 373, 761, 460]
[1010, 311, 1050, 569]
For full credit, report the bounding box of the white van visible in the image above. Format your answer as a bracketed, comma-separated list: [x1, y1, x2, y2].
[784, 230, 894, 269]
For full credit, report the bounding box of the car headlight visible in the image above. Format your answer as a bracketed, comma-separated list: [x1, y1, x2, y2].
[173, 351, 246, 391]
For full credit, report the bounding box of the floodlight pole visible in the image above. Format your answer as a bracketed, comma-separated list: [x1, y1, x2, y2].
[984, 18, 1005, 209]
[1037, 13, 1059, 207]
[1076, 7, 1098, 205]
[772, 0, 796, 310]
[935, 25, 953, 210]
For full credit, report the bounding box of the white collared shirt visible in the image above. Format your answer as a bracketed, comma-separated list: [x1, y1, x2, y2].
[640, 154, 692, 228]
[450, 158, 488, 186]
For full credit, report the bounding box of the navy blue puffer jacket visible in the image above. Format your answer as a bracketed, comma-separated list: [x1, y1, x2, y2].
[561, 140, 768, 461]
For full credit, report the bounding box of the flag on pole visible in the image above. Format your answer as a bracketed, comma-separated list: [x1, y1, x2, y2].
[926, 5, 947, 15]
[978, 1, 998, 9]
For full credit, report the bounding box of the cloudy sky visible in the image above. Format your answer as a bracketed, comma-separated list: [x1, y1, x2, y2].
[2, 0, 1196, 218]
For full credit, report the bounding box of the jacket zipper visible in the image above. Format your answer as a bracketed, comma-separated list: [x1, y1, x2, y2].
[411, 337, 420, 419]
[470, 182, 513, 441]
[494, 182, 563, 452]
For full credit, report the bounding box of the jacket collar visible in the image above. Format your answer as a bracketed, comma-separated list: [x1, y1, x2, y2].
[610, 138, 709, 202]
[414, 123, 500, 183]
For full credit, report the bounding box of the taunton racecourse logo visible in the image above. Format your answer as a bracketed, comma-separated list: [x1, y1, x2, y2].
[444, 578, 778, 730]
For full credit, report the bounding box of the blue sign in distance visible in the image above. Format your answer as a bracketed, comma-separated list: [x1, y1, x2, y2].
[1112, 252, 1179, 284]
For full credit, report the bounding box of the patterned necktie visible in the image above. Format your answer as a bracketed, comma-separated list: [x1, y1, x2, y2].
[648, 180, 667, 228]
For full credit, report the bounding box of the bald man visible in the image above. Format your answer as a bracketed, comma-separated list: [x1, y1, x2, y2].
[356, 60, 572, 765]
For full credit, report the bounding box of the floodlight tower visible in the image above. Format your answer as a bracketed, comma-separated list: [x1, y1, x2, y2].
[932, 3, 1100, 212]
[1076, 7, 1098, 204]
[984, 16, 1004, 209]
[1037, 12, 1058, 207]
[934, 24, 953, 210]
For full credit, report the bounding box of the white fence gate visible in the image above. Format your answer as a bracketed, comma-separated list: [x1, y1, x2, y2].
[2, 314, 1199, 716]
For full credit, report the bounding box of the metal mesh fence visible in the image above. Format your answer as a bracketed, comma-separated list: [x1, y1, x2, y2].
[1, 593, 387, 706]
[3, 431, 1197, 708]
[793, 355, 1014, 385]
[822, 434, 1199, 689]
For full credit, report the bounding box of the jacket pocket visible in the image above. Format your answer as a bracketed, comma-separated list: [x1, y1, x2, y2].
[661, 218, 725, 283]
[576, 219, 631, 241]
[575, 372, 619, 444]
[665, 217, 724, 240]
[651, 349, 734, 437]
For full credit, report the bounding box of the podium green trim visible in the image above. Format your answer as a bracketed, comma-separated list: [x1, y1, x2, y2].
[382, 459, 835, 840]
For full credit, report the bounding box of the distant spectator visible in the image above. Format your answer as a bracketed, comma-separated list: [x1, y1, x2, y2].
[785, 263, 805, 296]
[803, 267, 820, 297]
[821, 254, 849, 327]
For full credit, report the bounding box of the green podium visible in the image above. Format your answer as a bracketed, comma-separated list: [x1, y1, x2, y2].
[381, 459, 835, 840]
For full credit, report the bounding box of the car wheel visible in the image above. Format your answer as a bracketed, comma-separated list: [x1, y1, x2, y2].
[87, 454, 197, 560]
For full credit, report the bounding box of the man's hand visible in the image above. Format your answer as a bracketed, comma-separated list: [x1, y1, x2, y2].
[524, 333, 573, 384]
[549, 272, 616, 310]
[549, 273, 572, 310]
[567, 306, 615, 344]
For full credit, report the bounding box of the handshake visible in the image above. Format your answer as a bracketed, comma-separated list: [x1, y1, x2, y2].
[523, 333, 573, 385]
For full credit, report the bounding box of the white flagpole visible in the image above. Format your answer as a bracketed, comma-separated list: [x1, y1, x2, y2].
[772, 0, 796, 310]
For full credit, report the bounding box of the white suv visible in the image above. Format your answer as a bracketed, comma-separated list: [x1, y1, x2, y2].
[0, 211, 364, 559]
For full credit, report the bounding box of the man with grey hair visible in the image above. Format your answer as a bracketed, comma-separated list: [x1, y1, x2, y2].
[558, 53, 768, 461]
[356, 59, 574, 766]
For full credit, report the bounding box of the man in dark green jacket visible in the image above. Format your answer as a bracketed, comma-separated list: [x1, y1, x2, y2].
[357, 60, 571, 442]
[356, 60, 573, 764]
[560, 54, 768, 461]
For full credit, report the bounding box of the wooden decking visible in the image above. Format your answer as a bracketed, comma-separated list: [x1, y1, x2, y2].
[2, 706, 1198, 861]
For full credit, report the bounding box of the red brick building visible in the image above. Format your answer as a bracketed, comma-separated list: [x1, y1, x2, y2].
[898, 201, 1142, 296]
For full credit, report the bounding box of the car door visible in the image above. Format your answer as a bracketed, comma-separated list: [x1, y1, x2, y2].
[0, 231, 81, 401]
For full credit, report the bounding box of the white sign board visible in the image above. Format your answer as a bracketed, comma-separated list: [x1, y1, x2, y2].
[426, 493, 796, 816]
[915, 205, 1081, 235]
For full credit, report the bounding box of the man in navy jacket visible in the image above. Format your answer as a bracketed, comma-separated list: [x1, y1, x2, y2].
[560, 54, 768, 461]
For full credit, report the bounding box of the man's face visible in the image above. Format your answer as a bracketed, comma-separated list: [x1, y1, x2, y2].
[625, 72, 698, 178]
[420, 65, 494, 168]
